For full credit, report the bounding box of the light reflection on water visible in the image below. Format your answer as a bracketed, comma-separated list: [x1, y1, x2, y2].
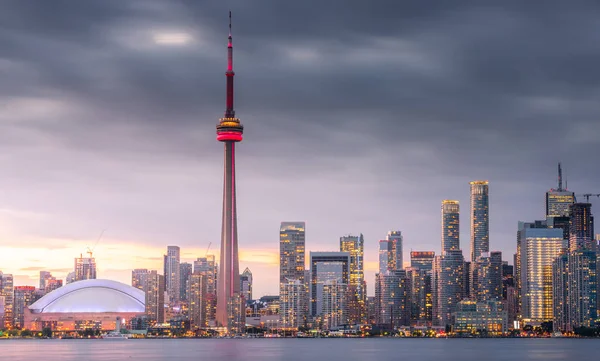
[0, 338, 592, 361]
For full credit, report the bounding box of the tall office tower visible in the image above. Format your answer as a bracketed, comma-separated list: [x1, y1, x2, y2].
[13, 286, 35, 329]
[340, 234, 365, 324]
[0, 273, 14, 329]
[74, 253, 97, 281]
[194, 255, 218, 322]
[309, 252, 350, 317]
[553, 202, 598, 331]
[39, 271, 51, 290]
[515, 220, 546, 315]
[387, 231, 404, 270]
[379, 240, 392, 274]
[470, 181, 489, 262]
[280, 279, 305, 328]
[188, 273, 208, 328]
[279, 222, 306, 284]
[240, 267, 252, 302]
[546, 163, 575, 218]
[164, 246, 181, 304]
[132, 269, 149, 291]
[144, 270, 165, 324]
[375, 270, 411, 327]
[518, 223, 563, 322]
[475, 251, 503, 301]
[442, 200, 460, 252]
[410, 251, 435, 273]
[322, 280, 348, 329]
[180, 262, 193, 302]
[407, 267, 432, 325]
[279, 222, 306, 327]
[569, 203, 594, 252]
[216, 12, 245, 333]
[432, 250, 465, 326]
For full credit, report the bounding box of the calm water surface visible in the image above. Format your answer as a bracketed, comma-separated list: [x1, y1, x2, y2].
[0, 338, 597, 361]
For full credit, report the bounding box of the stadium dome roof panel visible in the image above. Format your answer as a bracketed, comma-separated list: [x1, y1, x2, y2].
[28, 279, 145, 314]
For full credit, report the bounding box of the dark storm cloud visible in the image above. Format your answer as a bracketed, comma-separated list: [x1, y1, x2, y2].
[2, 0, 600, 294]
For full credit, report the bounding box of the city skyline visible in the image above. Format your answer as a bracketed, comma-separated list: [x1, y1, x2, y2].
[2, 1, 600, 299]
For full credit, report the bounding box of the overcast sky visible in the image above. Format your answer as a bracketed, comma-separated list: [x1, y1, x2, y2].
[1, 0, 599, 297]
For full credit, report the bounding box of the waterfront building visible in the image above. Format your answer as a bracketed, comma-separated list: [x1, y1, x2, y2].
[280, 222, 306, 284]
[25, 279, 145, 331]
[442, 200, 460, 252]
[407, 267, 432, 325]
[322, 280, 348, 329]
[180, 262, 193, 302]
[194, 255, 218, 322]
[518, 224, 563, 322]
[475, 251, 503, 301]
[74, 253, 97, 281]
[145, 270, 165, 324]
[410, 251, 435, 273]
[432, 250, 465, 326]
[279, 279, 305, 329]
[470, 181, 490, 262]
[240, 267, 253, 302]
[215, 12, 245, 333]
[13, 286, 35, 329]
[164, 246, 181, 304]
[452, 300, 508, 334]
[0, 272, 14, 329]
[340, 234, 365, 324]
[188, 273, 208, 328]
[374, 270, 411, 327]
[309, 252, 350, 317]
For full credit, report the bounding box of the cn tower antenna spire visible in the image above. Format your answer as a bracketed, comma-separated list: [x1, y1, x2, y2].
[225, 10, 235, 118]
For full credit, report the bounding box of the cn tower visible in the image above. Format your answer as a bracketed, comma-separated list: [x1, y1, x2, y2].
[215, 11, 245, 333]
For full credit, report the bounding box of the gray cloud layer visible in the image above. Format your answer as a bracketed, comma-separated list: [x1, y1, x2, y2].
[1, 0, 599, 294]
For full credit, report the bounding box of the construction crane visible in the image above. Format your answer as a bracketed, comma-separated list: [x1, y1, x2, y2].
[86, 229, 106, 258]
[574, 194, 600, 203]
[205, 241, 212, 257]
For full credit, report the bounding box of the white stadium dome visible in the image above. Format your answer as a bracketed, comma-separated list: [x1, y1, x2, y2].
[28, 279, 145, 314]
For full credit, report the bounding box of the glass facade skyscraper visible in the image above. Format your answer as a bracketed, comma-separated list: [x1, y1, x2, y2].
[442, 200, 460, 252]
[340, 234, 366, 324]
[470, 181, 489, 263]
[280, 222, 306, 284]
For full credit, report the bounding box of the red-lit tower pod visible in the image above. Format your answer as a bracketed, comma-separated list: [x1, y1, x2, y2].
[215, 12, 245, 333]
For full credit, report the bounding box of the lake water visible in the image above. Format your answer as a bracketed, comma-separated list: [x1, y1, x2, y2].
[0, 338, 596, 360]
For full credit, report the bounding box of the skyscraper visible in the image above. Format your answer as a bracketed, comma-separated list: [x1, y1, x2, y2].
[310, 252, 350, 317]
[379, 240, 392, 274]
[145, 270, 165, 324]
[180, 262, 193, 302]
[215, 14, 245, 332]
[0, 273, 14, 329]
[240, 267, 253, 302]
[387, 231, 404, 270]
[132, 269, 149, 291]
[569, 203, 594, 252]
[164, 246, 181, 304]
[432, 250, 465, 326]
[188, 273, 208, 328]
[470, 181, 489, 262]
[375, 270, 411, 327]
[195, 255, 218, 323]
[410, 251, 435, 273]
[442, 200, 460, 252]
[280, 279, 305, 328]
[475, 251, 503, 301]
[13, 286, 35, 329]
[519, 225, 563, 322]
[280, 222, 306, 284]
[340, 234, 365, 324]
[546, 163, 575, 218]
[39, 271, 52, 290]
[74, 253, 96, 281]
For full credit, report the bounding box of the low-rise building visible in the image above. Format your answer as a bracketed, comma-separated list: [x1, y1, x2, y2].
[452, 300, 508, 335]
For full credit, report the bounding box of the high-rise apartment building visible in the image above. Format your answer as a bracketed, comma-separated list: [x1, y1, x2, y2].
[180, 262, 193, 302]
[374, 270, 411, 327]
[194, 255, 218, 323]
[144, 270, 165, 324]
[432, 250, 465, 326]
[132, 269, 149, 291]
[569, 203, 594, 252]
[407, 267, 432, 325]
[379, 240, 392, 274]
[340, 234, 365, 324]
[442, 200, 460, 252]
[39, 271, 51, 290]
[519, 225, 563, 322]
[0, 273, 14, 329]
[475, 251, 503, 301]
[321, 280, 347, 329]
[74, 253, 97, 281]
[164, 246, 181, 304]
[309, 252, 350, 317]
[387, 231, 404, 270]
[410, 251, 435, 273]
[13, 286, 35, 329]
[280, 222, 306, 284]
[240, 267, 253, 302]
[470, 181, 489, 262]
[188, 273, 208, 328]
[280, 279, 305, 328]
